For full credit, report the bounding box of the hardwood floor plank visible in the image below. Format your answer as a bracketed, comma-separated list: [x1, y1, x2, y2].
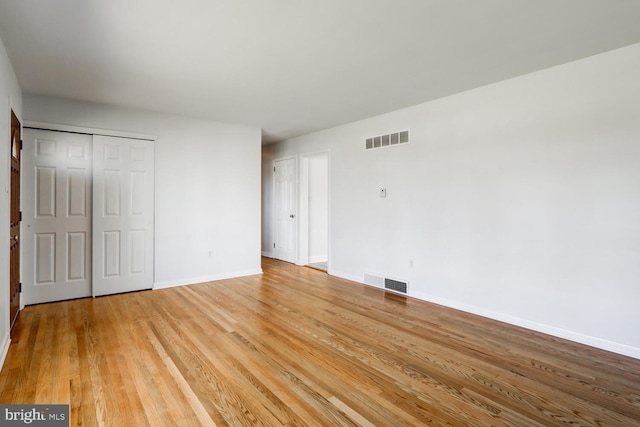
[140, 321, 214, 426]
[227, 277, 515, 424]
[215, 285, 423, 424]
[1, 257, 640, 426]
[73, 305, 99, 427]
[327, 396, 376, 427]
[223, 296, 445, 424]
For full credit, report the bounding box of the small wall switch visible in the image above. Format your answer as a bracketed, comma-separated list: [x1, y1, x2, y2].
[380, 188, 386, 198]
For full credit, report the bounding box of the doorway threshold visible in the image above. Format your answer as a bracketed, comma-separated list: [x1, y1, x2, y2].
[307, 262, 327, 272]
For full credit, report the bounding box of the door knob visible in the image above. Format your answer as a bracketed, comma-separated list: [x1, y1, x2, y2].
[290, 214, 296, 218]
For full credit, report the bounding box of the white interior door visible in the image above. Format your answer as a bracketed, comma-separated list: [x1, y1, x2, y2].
[92, 135, 154, 297]
[274, 157, 297, 263]
[22, 129, 93, 304]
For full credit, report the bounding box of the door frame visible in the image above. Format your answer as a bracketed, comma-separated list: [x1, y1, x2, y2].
[9, 109, 21, 329]
[298, 151, 330, 269]
[24, 121, 157, 141]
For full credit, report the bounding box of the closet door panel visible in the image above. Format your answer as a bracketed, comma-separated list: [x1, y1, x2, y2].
[22, 129, 93, 304]
[93, 135, 154, 297]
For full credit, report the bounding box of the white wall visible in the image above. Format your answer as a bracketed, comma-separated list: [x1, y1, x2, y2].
[24, 94, 262, 288]
[0, 35, 22, 365]
[262, 43, 640, 358]
[308, 154, 328, 262]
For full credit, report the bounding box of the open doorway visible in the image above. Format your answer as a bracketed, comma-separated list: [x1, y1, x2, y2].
[300, 152, 328, 271]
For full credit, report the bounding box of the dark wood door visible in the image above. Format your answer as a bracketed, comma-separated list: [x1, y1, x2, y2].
[10, 110, 21, 328]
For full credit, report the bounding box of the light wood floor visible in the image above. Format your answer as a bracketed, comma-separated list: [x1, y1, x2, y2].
[1, 258, 639, 426]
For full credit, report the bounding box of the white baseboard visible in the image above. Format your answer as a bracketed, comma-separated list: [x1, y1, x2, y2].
[0, 332, 11, 371]
[154, 269, 263, 290]
[308, 255, 328, 263]
[330, 270, 364, 284]
[330, 271, 640, 360]
[261, 251, 274, 258]
[411, 290, 640, 360]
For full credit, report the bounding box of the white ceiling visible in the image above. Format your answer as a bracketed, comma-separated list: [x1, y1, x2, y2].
[1, 1, 640, 143]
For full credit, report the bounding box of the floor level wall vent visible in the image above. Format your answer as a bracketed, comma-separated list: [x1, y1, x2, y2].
[384, 278, 408, 295]
[364, 273, 409, 295]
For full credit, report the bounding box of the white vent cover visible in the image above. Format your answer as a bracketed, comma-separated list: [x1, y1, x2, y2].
[384, 278, 408, 294]
[364, 273, 409, 295]
[365, 130, 409, 150]
[363, 273, 384, 287]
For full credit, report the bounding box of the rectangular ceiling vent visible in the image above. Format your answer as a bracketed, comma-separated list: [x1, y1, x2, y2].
[365, 130, 409, 150]
[364, 273, 409, 295]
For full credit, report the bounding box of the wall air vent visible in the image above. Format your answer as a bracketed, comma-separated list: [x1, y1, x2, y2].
[384, 278, 408, 294]
[365, 130, 409, 150]
[364, 273, 409, 295]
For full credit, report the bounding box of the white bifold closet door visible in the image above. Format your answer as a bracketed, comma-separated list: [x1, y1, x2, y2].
[92, 135, 154, 297]
[22, 129, 93, 305]
[22, 129, 154, 304]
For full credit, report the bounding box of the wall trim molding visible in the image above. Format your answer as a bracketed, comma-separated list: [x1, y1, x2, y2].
[330, 270, 364, 285]
[24, 120, 157, 141]
[411, 290, 640, 360]
[0, 334, 11, 371]
[331, 270, 640, 360]
[153, 269, 263, 290]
